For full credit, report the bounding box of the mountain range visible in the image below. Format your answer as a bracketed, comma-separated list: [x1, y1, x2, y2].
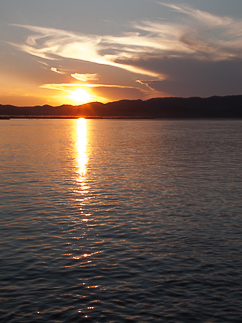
[1, 95, 242, 118]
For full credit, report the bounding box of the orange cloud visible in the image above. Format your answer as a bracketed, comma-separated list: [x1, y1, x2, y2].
[41, 82, 142, 91]
[40, 82, 148, 103]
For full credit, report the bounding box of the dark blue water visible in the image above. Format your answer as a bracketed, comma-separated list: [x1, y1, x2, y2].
[0, 119, 242, 322]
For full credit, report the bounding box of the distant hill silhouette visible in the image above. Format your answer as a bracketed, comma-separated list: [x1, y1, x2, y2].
[0, 95, 242, 118]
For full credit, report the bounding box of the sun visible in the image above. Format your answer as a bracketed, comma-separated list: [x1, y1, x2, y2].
[69, 88, 92, 104]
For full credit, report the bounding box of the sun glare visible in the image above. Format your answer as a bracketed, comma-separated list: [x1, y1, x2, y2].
[69, 88, 92, 104]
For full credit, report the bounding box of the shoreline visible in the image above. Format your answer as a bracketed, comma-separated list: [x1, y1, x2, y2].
[1, 115, 242, 120]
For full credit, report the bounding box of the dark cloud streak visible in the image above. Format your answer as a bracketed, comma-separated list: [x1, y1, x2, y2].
[127, 56, 242, 97]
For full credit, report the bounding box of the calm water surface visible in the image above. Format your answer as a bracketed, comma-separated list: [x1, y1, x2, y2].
[0, 119, 242, 322]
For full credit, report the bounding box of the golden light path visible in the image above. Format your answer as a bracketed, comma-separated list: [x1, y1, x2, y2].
[76, 118, 88, 177]
[75, 118, 90, 219]
[73, 118, 102, 297]
[69, 118, 91, 280]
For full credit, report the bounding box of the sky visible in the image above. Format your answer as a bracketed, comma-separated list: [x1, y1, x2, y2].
[1, 0, 242, 106]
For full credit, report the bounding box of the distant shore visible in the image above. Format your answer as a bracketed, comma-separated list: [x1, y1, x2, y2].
[1, 95, 242, 118]
[0, 115, 153, 120]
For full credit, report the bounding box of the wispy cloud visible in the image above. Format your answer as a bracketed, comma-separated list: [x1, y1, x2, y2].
[41, 83, 140, 91]
[12, 5, 242, 70]
[71, 73, 98, 82]
[134, 3, 242, 60]
[11, 24, 159, 77]
[51, 67, 65, 74]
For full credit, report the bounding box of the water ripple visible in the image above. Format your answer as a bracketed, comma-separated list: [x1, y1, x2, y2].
[0, 120, 242, 322]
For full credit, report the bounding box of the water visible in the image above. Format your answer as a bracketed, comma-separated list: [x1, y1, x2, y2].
[0, 119, 242, 322]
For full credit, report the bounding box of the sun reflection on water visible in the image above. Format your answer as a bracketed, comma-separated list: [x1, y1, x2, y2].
[74, 118, 90, 212]
[76, 118, 88, 178]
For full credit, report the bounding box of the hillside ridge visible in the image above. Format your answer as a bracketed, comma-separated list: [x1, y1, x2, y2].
[1, 95, 242, 118]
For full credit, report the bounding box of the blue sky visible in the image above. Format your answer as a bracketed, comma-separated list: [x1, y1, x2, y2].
[1, 0, 242, 105]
